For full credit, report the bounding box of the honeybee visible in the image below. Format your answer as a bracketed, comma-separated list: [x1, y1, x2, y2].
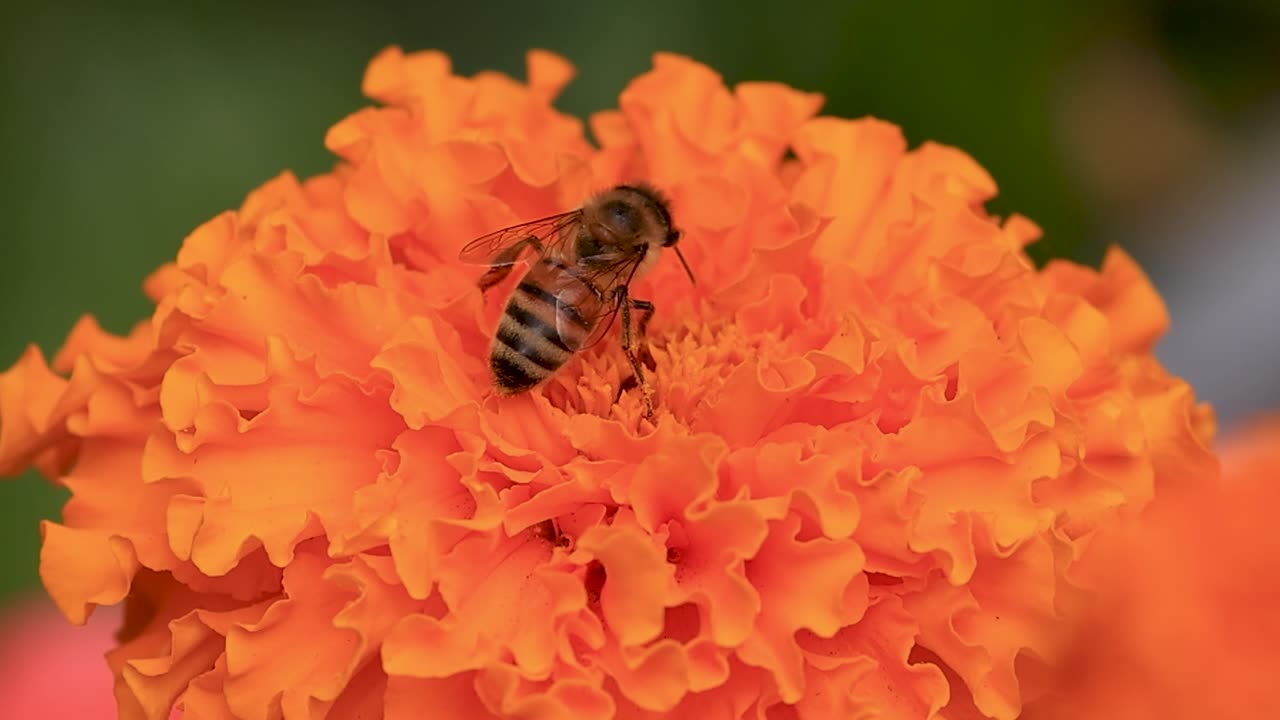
[459, 183, 695, 418]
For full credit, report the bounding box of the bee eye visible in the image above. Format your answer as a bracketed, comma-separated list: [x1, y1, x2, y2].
[601, 200, 639, 235]
[664, 230, 680, 246]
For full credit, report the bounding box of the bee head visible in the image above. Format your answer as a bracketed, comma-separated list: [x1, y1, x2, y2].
[663, 229, 681, 247]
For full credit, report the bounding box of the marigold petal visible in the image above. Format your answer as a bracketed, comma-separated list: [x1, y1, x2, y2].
[611, 658, 768, 720]
[675, 174, 750, 232]
[1042, 246, 1170, 355]
[344, 427, 504, 598]
[722, 429, 862, 540]
[595, 638, 696, 712]
[104, 570, 264, 720]
[38, 522, 138, 625]
[576, 524, 677, 647]
[174, 211, 242, 287]
[1135, 378, 1217, 501]
[383, 613, 476, 680]
[733, 82, 824, 167]
[385, 673, 495, 719]
[697, 356, 815, 446]
[890, 417, 1059, 584]
[189, 252, 408, 384]
[326, 114, 420, 235]
[739, 514, 869, 703]
[147, 378, 402, 575]
[797, 595, 949, 719]
[121, 605, 270, 720]
[474, 662, 617, 720]
[736, 273, 809, 337]
[180, 655, 238, 720]
[790, 117, 906, 263]
[385, 530, 588, 680]
[903, 537, 1060, 720]
[625, 433, 724, 531]
[372, 316, 478, 429]
[362, 46, 445, 105]
[619, 53, 739, 181]
[526, 50, 575, 100]
[674, 500, 773, 646]
[0, 345, 76, 477]
[223, 551, 410, 720]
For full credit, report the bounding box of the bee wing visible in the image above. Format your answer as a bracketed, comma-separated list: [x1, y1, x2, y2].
[545, 248, 648, 352]
[457, 211, 583, 267]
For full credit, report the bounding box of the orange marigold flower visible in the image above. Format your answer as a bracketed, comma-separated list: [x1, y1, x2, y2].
[0, 48, 1216, 719]
[1027, 414, 1280, 720]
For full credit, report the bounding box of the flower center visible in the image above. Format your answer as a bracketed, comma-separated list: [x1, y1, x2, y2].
[543, 317, 771, 426]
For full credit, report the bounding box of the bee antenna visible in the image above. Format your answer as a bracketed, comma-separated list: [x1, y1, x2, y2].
[673, 246, 697, 287]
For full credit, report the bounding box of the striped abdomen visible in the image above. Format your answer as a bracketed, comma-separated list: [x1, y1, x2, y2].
[490, 260, 594, 394]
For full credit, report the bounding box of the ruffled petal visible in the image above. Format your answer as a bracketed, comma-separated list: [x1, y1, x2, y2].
[738, 514, 868, 703]
[797, 595, 949, 719]
[150, 375, 403, 576]
[222, 551, 414, 720]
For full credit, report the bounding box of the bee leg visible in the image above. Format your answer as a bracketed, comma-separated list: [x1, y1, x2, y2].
[632, 299, 657, 371]
[476, 236, 544, 294]
[617, 288, 656, 420]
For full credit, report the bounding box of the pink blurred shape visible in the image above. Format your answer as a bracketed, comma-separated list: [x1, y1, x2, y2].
[0, 597, 122, 719]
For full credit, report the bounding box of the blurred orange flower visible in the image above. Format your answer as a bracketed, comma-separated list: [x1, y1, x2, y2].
[0, 48, 1215, 719]
[1026, 414, 1280, 720]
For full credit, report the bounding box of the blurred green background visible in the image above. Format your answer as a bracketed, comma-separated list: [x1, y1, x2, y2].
[2, 1, 1278, 608]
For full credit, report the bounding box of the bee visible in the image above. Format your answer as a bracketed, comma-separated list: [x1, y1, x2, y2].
[458, 183, 695, 418]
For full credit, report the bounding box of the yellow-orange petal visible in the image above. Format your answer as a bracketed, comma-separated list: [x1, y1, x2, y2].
[343, 427, 504, 599]
[593, 637, 698, 712]
[223, 551, 413, 720]
[0, 345, 74, 476]
[360, 46, 452, 108]
[790, 117, 906, 264]
[180, 655, 238, 720]
[525, 50, 575, 102]
[797, 595, 950, 719]
[734, 82, 824, 167]
[385, 673, 496, 720]
[696, 355, 816, 447]
[738, 514, 868, 703]
[889, 414, 1059, 584]
[385, 530, 590, 680]
[121, 604, 272, 720]
[611, 657, 768, 719]
[39, 523, 138, 626]
[474, 662, 616, 720]
[671, 499, 773, 646]
[372, 315, 479, 429]
[575, 523, 677, 647]
[104, 570, 269, 720]
[721, 429, 861, 541]
[1042, 246, 1170, 355]
[148, 378, 403, 576]
[618, 53, 739, 182]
